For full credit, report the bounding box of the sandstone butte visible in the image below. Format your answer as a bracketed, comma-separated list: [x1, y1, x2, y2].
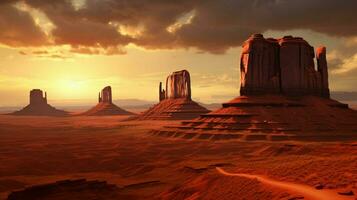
[151, 34, 357, 141]
[134, 70, 210, 120]
[81, 86, 134, 116]
[11, 89, 68, 116]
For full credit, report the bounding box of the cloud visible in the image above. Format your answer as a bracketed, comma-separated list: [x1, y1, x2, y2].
[1, 0, 357, 54]
[18, 48, 71, 60]
[23, 0, 133, 54]
[0, 3, 47, 47]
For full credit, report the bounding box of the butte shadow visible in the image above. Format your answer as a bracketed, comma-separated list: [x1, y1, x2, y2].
[152, 34, 357, 141]
[10, 89, 68, 116]
[80, 86, 134, 116]
[132, 70, 210, 120]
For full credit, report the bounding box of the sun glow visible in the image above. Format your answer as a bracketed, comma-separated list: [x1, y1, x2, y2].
[61, 79, 83, 90]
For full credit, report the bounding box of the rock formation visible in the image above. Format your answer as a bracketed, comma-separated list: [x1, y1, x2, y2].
[240, 34, 281, 95]
[29, 89, 47, 105]
[81, 86, 134, 116]
[151, 34, 357, 140]
[7, 179, 123, 200]
[240, 34, 330, 97]
[11, 89, 68, 116]
[98, 86, 112, 103]
[135, 70, 209, 120]
[316, 47, 330, 97]
[159, 82, 166, 101]
[165, 70, 191, 100]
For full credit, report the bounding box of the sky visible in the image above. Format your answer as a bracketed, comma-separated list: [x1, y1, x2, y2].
[0, 0, 356, 106]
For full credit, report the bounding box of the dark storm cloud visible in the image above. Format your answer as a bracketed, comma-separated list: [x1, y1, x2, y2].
[0, 3, 47, 47]
[2, 0, 357, 53]
[175, 0, 357, 52]
[24, 0, 133, 53]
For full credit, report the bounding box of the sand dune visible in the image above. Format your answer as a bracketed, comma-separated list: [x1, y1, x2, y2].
[0, 115, 356, 200]
[216, 167, 354, 200]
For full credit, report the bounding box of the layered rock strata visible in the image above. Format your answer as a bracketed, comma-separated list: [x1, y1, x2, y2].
[240, 34, 330, 97]
[151, 34, 357, 141]
[135, 70, 209, 120]
[82, 86, 134, 116]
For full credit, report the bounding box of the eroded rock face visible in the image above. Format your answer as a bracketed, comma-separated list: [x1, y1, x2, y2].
[134, 69, 209, 120]
[240, 34, 280, 95]
[99, 86, 112, 103]
[29, 89, 47, 105]
[316, 47, 330, 97]
[165, 70, 191, 100]
[82, 86, 133, 116]
[159, 82, 166, 102]
[240, 34, 330, 97]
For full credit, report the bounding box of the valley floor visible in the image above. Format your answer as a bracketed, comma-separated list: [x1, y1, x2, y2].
[0, 115, 356, 200]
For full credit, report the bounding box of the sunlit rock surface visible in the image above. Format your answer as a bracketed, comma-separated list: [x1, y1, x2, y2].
[135, 70, 209, 120]
[240, 34, 330, 97]
[151, 34, 357, 140]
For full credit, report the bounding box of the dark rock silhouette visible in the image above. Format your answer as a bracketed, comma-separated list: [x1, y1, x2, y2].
[240, 34, 330, 97]
[29, 89, 47, 105]
[7, 179, 126, 200]
[98, 86, 113, 103]
[11, 89, 68, 116]
[135, 70, 209, 120]
[159, 82, 165, 102]
[316, 46, 330, 98]
[151, 34, 357, 140]
[81, 86, 134, 116]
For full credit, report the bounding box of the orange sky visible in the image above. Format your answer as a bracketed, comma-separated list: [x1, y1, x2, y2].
[0, 1, 356, 106]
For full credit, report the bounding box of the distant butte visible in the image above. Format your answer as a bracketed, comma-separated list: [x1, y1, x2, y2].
[151, 34, 357, 141]
[11, 89, 68, 116]
[81, 86, 134, 116]
[134, 70, 210, 120]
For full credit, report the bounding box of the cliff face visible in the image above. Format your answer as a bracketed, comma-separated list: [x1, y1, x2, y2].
[165, 70, 191, 100]
[98, 86, 112, 103]
[159, 82, 165, 102]
[29, 89, 47, 105]
[152, 34, 356, 140]
[240, 34, 330, 97]
[135, 69, 209, 120]
[316, 47, 330, 97]
[240, 34, 281, 95]
[83, 86, 133, 116]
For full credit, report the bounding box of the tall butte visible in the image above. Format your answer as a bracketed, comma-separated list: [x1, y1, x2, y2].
[240, 34, 329, 97]
[135, 70, 209, 120]
[81, 86, 134, 116]
[153, 34, 357, 141]
[11, 89, 68, 116]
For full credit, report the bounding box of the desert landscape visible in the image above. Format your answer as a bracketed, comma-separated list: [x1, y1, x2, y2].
[0, 34, 356, 200]
[1, 1, 357, 199]
[0, 116, 356, 200]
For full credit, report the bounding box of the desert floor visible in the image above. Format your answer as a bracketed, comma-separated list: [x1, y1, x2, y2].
[0, 115, 356, 200]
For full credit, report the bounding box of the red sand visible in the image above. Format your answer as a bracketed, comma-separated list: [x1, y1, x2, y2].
[0, 115, 356, 199]
[216, 167, 353, 200]
[134, 98, 210, 120]
[80, 102, 134, 116]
